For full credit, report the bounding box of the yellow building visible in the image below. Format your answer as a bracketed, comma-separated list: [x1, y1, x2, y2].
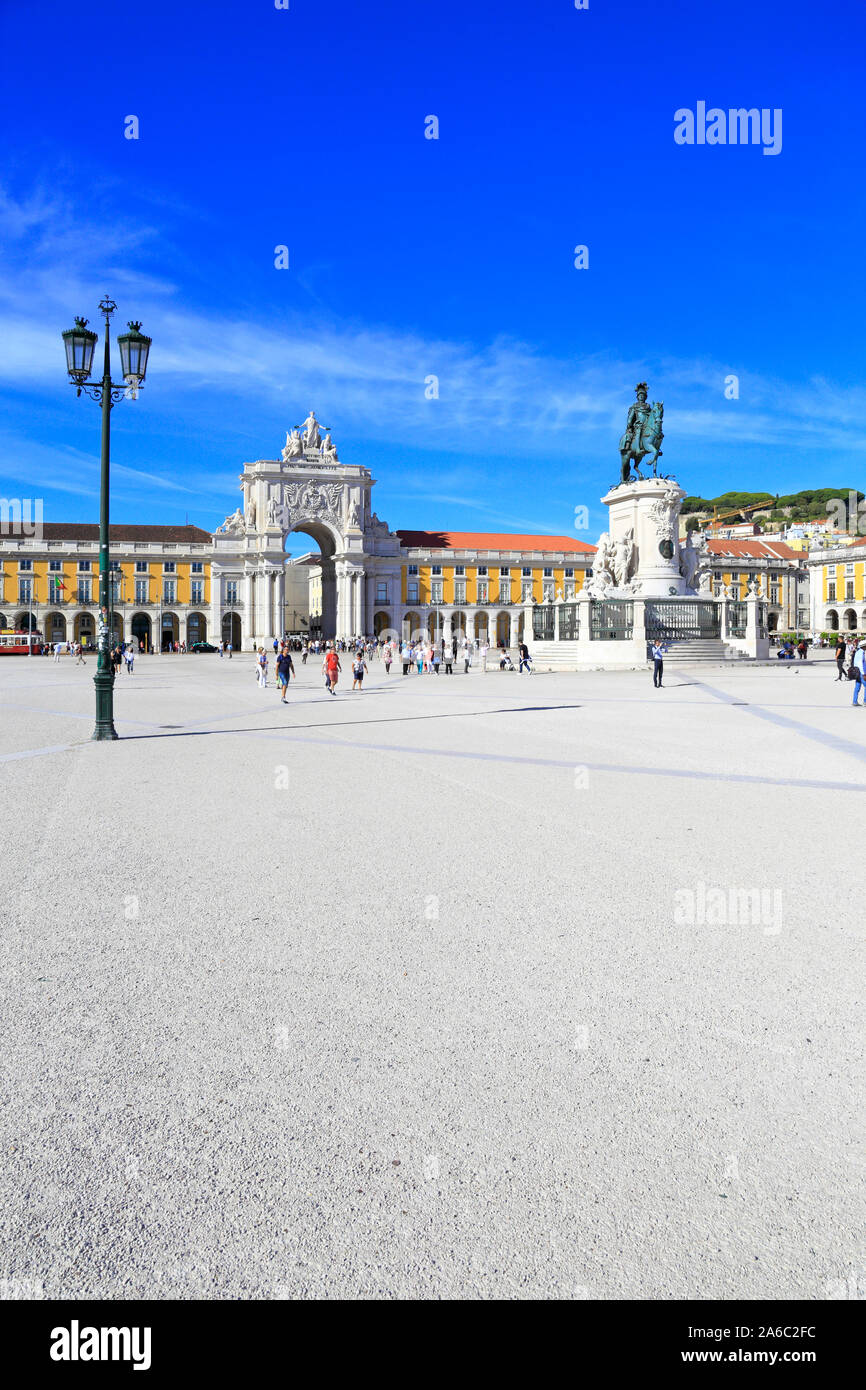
[0, 524, 212, 650]
[806, 537, 866, 633]
[706, 538, 808, 631]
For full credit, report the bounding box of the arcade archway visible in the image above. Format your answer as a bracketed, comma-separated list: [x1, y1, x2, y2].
[132, 612, 152, 650]
[284, 520, 339, 641]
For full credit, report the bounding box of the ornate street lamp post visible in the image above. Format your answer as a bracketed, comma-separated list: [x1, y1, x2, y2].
[62, 298, 151, 739]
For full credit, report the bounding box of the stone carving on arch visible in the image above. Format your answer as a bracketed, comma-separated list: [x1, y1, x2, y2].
[278, 480, 345, 535]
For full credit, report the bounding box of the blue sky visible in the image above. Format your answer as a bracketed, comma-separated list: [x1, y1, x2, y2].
[1, 0, 864, 543]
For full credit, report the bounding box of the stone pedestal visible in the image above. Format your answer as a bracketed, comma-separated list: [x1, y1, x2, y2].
[600, 478, 689, 598]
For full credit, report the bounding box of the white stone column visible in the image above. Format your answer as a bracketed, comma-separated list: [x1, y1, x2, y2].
[244, 570, 255, 649]
[509, 610, 519, 647]
[353, 570, 363, 636]
[210, 564, 222, 647]
[366, 573, 376, 632]
[255, 568, 270, 646]
[334, 564, 347, 640]
[275, 566, 285, 637]
[443, 611, 453, 645]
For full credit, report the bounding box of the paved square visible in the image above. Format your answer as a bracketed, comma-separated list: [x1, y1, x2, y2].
[1, 652, 862, 1299]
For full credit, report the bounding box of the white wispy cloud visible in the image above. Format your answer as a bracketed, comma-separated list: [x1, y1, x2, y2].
[0, 179, 863, 471]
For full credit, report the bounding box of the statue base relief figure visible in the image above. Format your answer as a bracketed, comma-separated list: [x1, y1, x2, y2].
[599, 475, 693, 598]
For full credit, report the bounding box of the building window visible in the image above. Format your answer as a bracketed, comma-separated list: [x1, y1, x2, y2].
[77, 580, 91, 603]
[49, 559, 62, 572]
[845, 563, 854, 575]
[522, 567, 532, 578]
[477, 580, 488, 602]
[431, 564, 442, 576]
[454, 581, 466, 604]
[78, 560, 91, 572]
[499, 566, 510, 577]
[543, 567, 553, 578]
[407, 581, 419, 603]
[564, 582, 575, 600]
[163, 581, 176, 603]
[18, 579, 32, 603]
[191, 562, 204, 574]
[376, 582, 388, 603]
[565, 568, 574, 579]
[226, 581, 239, 604]
[521, 581, 533, 603]
[828, 583, 836, 601]
[542, 581, 554, 601]
[455, 565, 465, 576]
[846, 581, 854, 599]
[477, 566, 488, 577]
[135, 580, 149, 604]
[135, 561, 148, 573]
[431, 580, 443, 602]
[48, 580, 64, 603]
[408, 564, 419, 576]
[191, 581, 204, 604]
[770, 587, 780, 604]
[163, 561, 176, 574]
[499, 579, 511, 603]
[109, 578, 121, 603]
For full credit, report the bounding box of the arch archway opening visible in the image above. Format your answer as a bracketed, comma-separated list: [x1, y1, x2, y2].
[222, 612, 241, 648]
[187, 613, 207, 646]
[132, 612, 152, 651]
[284, 521, 339, 642]
[161, 611, 179, 651]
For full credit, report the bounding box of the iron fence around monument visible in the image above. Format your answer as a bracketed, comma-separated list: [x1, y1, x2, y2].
[559, 603, 578, 640]
[727, 603, 747, 639]
[532, 606, 555, 641]
[589, 600, 633, 640]
[645, 601, 721, 641]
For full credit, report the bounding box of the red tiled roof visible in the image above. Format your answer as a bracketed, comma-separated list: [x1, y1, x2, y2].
[396, 530, 595, 553]
[707, 539, 800, 561]
[39, 524, 213, 543]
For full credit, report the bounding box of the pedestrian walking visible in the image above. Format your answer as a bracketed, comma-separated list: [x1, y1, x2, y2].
[125, 646, 135, 674]
[276, 648, 294, 702]
[651, 639, 667, 688]
[851, 640, 866, 705]
[383, 640, 393, 675]
[256, 647, 268, 688]
[401, 640, 411, 676]
[352, 652, 368, 690]
[518, 640, 532, 673]
[323, 645, 341, 694]
[835, 636, 847, 680]
[462, 638, 471, 674]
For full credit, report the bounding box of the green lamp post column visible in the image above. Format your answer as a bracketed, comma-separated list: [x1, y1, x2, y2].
[62, 298, 152, 741]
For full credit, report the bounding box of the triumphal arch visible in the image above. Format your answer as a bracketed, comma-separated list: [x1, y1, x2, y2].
[210, 412, 404, 645]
